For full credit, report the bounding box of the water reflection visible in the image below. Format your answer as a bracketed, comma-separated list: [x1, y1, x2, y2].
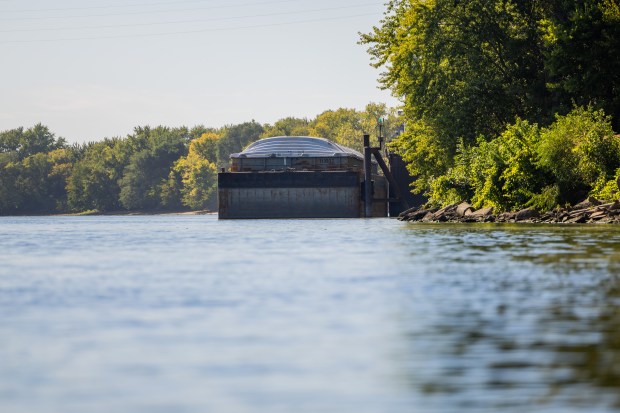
[3, 217, 620, 413]
[397, 224, 620, 411]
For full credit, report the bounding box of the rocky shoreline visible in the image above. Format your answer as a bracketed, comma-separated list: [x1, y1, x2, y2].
[398, 198, 620, 224]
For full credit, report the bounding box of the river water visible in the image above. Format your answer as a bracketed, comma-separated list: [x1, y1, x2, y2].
[1, 215, 620, 413]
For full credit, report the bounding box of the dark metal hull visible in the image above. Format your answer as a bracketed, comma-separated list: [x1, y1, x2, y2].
[218, 171, 386, 219]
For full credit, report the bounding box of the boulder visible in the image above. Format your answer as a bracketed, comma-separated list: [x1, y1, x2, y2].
[515, 208, 540, 221]
[398, 206, 421, 218]
[406, 209, 432, 221]
[495, 212, 515, 222]
[456, 202, 474, 217]
[470, 207, 494, 217]
[590, 210, 608, 220]
[573, 197, 601, 210]
[568, 214, 588, 223]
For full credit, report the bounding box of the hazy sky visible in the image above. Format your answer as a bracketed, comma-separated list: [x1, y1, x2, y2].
[0, 0, 398, 143]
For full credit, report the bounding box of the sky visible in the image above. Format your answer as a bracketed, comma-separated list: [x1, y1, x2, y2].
[0, 0, 398, 143]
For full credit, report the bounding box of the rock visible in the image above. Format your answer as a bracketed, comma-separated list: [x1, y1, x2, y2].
[399, 206, 421, 218]
[470, 207, 493, 217]
[568, 214, 588, 223]
[590, 211, 608, 220]
[456, 202, 474, 217]
[406, 209, 432, 221]
[515, 208, 540, 221]
[434, 204, 457, 215]
[496, 212, 515, 222]
[573, 197, 601, 210]
[434, 213, 448, 222]
[421, 212, 436, 221]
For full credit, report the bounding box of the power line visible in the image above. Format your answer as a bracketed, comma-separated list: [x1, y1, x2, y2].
[0, 3, 377, 33]
[0, 12, 376, 44]
[3, 0, 230, 13]
[0, 0, 313, 21]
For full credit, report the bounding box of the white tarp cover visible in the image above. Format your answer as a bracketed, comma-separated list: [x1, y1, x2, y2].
[231, 136, 363, 160]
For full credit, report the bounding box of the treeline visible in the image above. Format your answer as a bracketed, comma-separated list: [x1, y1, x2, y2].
[362, 0, 620, 210]
[0, 103, 398, 215]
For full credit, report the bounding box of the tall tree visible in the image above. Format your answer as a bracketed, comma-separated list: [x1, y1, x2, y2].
[544, 0, 620, 129]
[217, 121, 264, 168]
[173, 134, 219, 210]
[361, 0, 620, 190]
[118, 126, 189, 210]
[67, 139, 131, 212]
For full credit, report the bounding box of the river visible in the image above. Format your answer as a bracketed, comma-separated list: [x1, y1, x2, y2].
[1, 215, 620, 413]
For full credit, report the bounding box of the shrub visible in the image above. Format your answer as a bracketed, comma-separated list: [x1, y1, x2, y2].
[537, 106, 620, 204]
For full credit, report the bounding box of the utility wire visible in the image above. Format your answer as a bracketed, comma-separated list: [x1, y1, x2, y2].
[0, 0, 314, 21]
[0, 12, 376, 44]
[3, 0, 237, 13]
[0, 3, 376, 33]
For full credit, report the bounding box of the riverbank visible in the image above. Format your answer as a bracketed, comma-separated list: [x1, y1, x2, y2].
[57, 209, 216, 217]
[399, 199, 620, 224]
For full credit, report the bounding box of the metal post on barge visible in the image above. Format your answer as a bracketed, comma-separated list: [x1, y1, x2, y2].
[363, 134, 373, 218]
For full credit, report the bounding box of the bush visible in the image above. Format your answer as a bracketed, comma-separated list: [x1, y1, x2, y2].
[537, 106, 620, 204]
[430, 119, 548, 211]
[427, 106, 620, 210]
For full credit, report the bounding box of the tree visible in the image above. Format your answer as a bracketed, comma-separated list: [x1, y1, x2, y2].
[0, 124, 69, 214]
[67, 138, 133, 212]
[261, 117, 311, 138]
[173, 135, 219, 210]
[0, 124, 66, 160]
[361, 0, 548, 151]
[217, 121, 264, 169]
[544, 0, 620, 129]
[361, 0, 620, 197]
[118, 126, 188, 210]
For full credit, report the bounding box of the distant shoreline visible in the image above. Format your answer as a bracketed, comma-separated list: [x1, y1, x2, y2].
[0, 210, 217, 217]
[60, 209, 217, 217]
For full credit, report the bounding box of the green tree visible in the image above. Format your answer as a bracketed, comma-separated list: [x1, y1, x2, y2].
[174, 135, 219, 210]
[537, 106, 620, 203]
[362, 0, 620, 198]
[217, 121, 264, 169]
[361, 0, 548, 155]
[118, 126, 189, 210]
[544, 0, 620, 129]
[67, 138, 133, 212]
[0, 124, 69, 214]
[0, 124, 66, 160]
[261, 117, 311, 138]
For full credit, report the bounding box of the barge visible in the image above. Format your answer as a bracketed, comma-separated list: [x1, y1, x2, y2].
[217, 136, 389, 219]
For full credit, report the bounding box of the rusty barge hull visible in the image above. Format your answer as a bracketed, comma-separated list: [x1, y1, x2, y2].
[218, 171, 386, 219]
[217, 136, 387, 219]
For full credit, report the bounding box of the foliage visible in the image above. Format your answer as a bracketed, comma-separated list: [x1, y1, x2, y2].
[118, 126, 189, 210]
[362, 0, 620, 206]
[360, 0, 550, 154]
[216, 121, 264, 169]
[430, 107, 620, 210]
[0, 124, 66, 160]
[261, 117, 311, 138]
[590, 170, 620, 201]
[1, 104, 399, 215]
[389, 119, 451, 194]
[67, 139, 131, 212]
[544, 0, 620, 129]
[0, 125, 69, 214]
[309, 103, 400, 152]
[173, 136, 219, 210]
